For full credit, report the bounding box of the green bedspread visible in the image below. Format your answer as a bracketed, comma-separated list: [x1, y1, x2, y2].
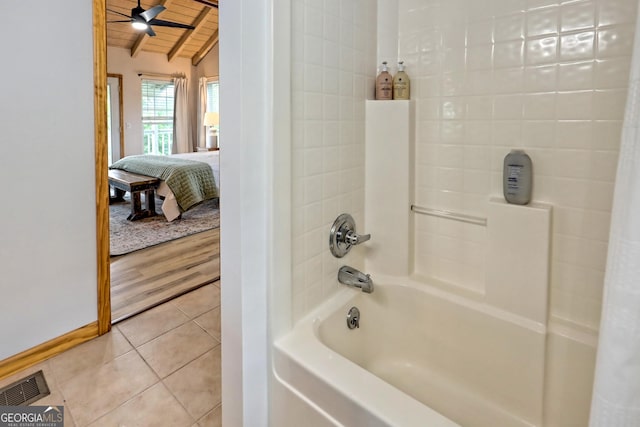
[110, 155, 218, 212]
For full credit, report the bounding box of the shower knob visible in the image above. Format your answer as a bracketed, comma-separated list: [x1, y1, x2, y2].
[329, 213, 371, 258]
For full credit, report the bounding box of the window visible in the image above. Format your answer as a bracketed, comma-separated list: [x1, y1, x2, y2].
[206, 80, 219, 114]
[142, 79, 174, 155]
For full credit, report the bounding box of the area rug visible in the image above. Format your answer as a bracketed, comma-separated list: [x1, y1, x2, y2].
[110, 195, 220, 256]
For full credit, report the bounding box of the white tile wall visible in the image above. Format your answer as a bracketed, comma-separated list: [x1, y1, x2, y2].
[400, 0, 637, 330]
[291, 0, 377, 322]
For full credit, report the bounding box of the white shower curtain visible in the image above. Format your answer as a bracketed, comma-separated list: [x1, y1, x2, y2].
[197, 77, 208, 149]
[589, 3, 640, 425]
[172, 77, 192, 154]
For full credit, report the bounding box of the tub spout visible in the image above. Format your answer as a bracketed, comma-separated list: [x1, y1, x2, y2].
[338, 266, 374, 293]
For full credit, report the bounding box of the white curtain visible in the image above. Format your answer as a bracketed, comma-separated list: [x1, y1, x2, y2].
[589, 3, 640, 425]
[172, 77, 192, 154]
[197, 77, 208, 149]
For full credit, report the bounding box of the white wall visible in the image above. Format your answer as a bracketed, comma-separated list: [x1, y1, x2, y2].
[377, 0, 399, 67]
[396, 0, 637, 332]
[223, 0, 377, 421]
[0, 2, 97, 360]
[290, 0, 377, 322]
[196, 43, 220, 78]
[219, 0, 271, 425]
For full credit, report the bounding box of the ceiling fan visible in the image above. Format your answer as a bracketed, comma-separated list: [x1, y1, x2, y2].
[107, 0, 196, 37]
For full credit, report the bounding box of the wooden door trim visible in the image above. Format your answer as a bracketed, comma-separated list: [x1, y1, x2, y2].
[95, 0, 111, 335]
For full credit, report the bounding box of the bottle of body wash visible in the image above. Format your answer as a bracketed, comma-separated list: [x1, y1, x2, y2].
[503, 149, 532, 205]
[393, 61, 410, 100]
[375, 61, 393, 100]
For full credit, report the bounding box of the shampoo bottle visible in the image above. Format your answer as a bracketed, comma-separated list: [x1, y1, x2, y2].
[375, 61, 393, 100]
[393, 61, 410, 100]
[503, 149, 532, 205]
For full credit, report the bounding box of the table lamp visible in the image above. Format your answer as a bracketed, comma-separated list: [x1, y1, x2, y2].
[204, 112, 219, 149]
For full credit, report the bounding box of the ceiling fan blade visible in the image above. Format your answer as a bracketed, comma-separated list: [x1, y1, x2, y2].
[107, 20, 133, 23]
[107, 8, 132, 19]
[140, 5, 166, 22]
[148, 18, 195, 30]
[145, 26, 157, 37]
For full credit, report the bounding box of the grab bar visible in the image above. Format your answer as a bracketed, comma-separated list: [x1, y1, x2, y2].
[411, 205, 487, 227]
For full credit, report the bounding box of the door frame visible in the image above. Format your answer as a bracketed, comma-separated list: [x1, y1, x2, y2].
[107, 73, 125, 163]
[94, 0, 111, 335]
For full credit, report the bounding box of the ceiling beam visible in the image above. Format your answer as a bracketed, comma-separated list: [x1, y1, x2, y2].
[167, 7, 213, 62]
[130, 33, 149, 58]
[191, 29, 218, 66]
[130, 0, 174, 58]
[191, 0, 218, 8]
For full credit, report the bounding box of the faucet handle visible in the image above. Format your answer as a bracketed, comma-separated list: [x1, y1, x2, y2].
[330, 213, 371, 258]
[345, 230, 371, 245]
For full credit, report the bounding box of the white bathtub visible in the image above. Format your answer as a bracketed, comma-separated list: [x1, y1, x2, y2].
[274, 275, 555, 427]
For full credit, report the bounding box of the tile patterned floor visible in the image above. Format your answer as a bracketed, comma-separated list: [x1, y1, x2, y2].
[0, 282, 222, 427]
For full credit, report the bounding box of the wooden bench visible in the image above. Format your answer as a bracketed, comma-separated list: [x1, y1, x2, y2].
[108, 169, 160, 221]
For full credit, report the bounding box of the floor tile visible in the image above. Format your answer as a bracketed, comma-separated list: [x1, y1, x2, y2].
[0, 284, 223, 427]
[137, 321, 217, 378]
[87, 382, 194, 427]
[194, 307, 221, 342]
[164, 347, 221, 421]
[172, 284, 220, 318]
[51, 406, 76, 427]
[37, 388, 68, 412]
[63, 411, 76, 427]
[198, 404, 222, 427]
[117, 302, 190, 347]
[49, 328, 133, 384]
[58, 350, 158, 426]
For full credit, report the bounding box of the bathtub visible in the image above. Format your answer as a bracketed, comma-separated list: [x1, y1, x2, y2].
[273, 275, 552, 427]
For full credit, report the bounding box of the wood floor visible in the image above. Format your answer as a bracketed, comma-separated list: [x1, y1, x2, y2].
[110, 228, 220, 323]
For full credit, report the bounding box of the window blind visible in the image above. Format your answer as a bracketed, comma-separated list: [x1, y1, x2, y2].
[142, 79, 175, 122]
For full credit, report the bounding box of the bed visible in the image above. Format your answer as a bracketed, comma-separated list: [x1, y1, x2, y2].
[109, 151, 220, 222]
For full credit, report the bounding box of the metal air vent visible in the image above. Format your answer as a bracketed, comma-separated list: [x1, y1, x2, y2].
[0, 370, 50, 406]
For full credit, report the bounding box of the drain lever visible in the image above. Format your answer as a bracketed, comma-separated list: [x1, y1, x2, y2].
[346, 306, 360, 329]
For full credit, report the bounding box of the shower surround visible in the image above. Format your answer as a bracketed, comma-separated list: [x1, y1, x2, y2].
[290, 0, 637, 338]
[397, 0, 636, 333]
[274, 0, 638, 426]
[289, 0, 377, 320]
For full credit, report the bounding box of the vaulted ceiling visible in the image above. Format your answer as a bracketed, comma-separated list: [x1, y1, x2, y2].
[106, 0, 219, 65]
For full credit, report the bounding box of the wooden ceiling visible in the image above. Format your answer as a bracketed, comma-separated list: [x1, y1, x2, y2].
[106, 0, 219, 65]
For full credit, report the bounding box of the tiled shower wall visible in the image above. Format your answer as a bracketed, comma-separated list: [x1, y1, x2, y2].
[290, 0, 377, 321]
[399, 0, 637, 330]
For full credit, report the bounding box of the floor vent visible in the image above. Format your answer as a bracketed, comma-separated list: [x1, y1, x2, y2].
[0, 370, 50, 406]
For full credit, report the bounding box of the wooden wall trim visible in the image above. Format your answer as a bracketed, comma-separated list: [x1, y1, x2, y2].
[95, 0, 112, 335]
[0, 323, 99, 381]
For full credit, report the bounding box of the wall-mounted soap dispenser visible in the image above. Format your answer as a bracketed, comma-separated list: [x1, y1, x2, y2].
[503, 149, 532, 205]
